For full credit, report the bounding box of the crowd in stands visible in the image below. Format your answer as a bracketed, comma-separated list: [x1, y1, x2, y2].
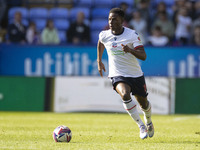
[0, 0, 200, 46]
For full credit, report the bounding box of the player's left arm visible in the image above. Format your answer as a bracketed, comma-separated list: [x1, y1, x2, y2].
[121, 44, 147, 61]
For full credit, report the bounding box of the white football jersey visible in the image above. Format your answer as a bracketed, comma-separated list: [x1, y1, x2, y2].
[99, 27, 144, 78]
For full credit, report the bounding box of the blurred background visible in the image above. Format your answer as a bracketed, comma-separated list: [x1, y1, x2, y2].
[0, 0, 199, 114]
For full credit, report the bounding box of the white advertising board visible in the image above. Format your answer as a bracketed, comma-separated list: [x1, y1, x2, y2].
[54, 77, 175, 114]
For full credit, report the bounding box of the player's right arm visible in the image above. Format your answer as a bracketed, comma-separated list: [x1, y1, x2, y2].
[97, 40, 106, 77]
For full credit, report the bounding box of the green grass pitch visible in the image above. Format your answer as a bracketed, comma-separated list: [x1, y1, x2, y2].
[0, 112, 200, 150]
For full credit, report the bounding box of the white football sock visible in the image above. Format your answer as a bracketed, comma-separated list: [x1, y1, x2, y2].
[123, 99, 144, 127]
[141, 101, 152, 124]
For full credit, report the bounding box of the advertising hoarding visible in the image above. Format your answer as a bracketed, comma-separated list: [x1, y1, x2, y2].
[54, 77, 174, 114]
[0, 44, 199, 77]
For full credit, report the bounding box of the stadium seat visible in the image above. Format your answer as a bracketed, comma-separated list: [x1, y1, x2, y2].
[32, 19, 47, 31]
[69, 7, 90, 20]
[91, 8, 110, 19]
[91, 30, 100, 44]
[91, 19, 108, 31]
[58, 30, 66, 43]
[93, 0, 114, 8]
[74, 0, 93, 8]
[29, 8, 49, 19]
[8, 7, 29, 19]
[49, 8, 69, 19]
[115, 0, 134, 7]
[53, 19, 70, 30]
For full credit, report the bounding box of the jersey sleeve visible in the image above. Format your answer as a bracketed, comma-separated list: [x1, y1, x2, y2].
[132, 31, 143, 49]
[99, 31, 104, 43]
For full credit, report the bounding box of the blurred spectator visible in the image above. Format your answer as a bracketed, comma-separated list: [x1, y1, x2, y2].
[172, 0, 186, 13]
[148, 26, 169, 46]
[119, 2, 132, 22]
[137, 0, 151, 32]
[0, 0, 6, 26]
[129, 10, 148, 44]
[155, 2, 167, 17]
[193, 12, 200, 29]
[7, 11, 26, 43]
[195, 0, 200, 18]
[26, 22, 40, 44]
[152, 11, 175, 41]
[175, 7, 192, 45]
[185, 0, 196, 20]
[0, 27, 6, 42]
[67, 12, 90, 44]
[192, 25, 200, 46]
[41, 20, 60, 45]
[172, 0, 186, 25]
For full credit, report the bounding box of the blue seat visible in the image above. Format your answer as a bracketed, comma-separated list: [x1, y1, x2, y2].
[58, 30, 66, 43]
[115, 0, 134, 7]
[93, 0, 114, 8]
[91, 19, 108, 31]
[29, 8, 49, 19]
[53, 19, 70, 30]
[74, 0, 93, 8]
[8, 7, 29, 19]
[32, 19, 47, 31]
[91, 8, 110, 19]
[91, 30, 100, 44]
[70, 7, 90, 20]
[49, 8, 69, 19]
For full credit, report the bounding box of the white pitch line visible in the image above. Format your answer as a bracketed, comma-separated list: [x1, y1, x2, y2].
[173, 115, 200, 121]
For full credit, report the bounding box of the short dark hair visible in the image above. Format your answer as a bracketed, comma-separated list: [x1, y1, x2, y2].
[109, 8, 125, 18]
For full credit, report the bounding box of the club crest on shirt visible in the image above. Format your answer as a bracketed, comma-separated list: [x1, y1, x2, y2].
[112, 42, 117, 48]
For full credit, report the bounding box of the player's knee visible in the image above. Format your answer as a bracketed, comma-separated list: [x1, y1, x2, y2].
[120, 91, 131, 100]
[137, 97, 148, 109]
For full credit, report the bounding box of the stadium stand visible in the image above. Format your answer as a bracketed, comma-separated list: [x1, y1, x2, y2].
[9, 18, 29, 27]
[154, 0, 175, 7]
[29, 7, 49, 19]
[91, 19, 107, 31]
[53, 19, 69, 30]
[8, 7, 29, 19]
[3, 0, 199, 46]
[58, 30, 66, 43]
[49, 8, 70, 19]
[91, 8, 110, 19]
[91, 30, 100, 44]
[8, 7, 29, 27]
[74, 0, 93, 8]
[32, 19, 46, 31]
[115, 0, 134, 7]
[69, 7, 90, 20]
[93, 0, 114, 8]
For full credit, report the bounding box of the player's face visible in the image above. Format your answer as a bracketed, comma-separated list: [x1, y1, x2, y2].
[108, 13, 123, 31]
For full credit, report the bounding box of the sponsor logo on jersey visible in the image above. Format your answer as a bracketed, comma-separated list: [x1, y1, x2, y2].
[112, 42, 117, 48]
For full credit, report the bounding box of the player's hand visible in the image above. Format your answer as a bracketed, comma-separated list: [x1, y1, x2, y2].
[97, 61, 106, 77]
[121, 44, 131, 53]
